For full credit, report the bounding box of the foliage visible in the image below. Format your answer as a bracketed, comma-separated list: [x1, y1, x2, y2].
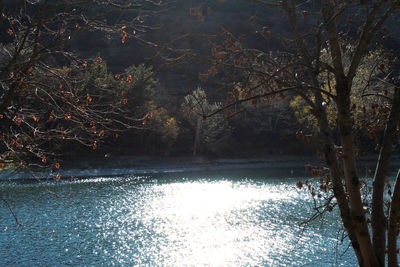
[291, 47, 392, 130]
[181, 87, 231, 155]
[124, 64, 157, 104]
[146, 102, 179, 147]
[0, 0, 168, 176]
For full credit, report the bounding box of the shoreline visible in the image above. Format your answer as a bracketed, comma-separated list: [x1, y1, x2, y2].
[0, 154, 398, 182]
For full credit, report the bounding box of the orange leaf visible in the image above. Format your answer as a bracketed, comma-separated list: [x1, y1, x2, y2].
[64, 112, 71, 120]
[123, 99, 128, 105]
[114, 74, 120, 79]
[82, 61, 87, 67]
[32, 116, 40, 123]
[92, 141, 97, 150]
[42, 157, 47, 164]
[142, 120, 147, 125]
[7, 29, 13, 35]
[126, 75, 132, 83]
[55, 163, 60, 169]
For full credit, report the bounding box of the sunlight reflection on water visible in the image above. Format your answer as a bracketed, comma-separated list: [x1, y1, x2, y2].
[140, 181, 290, 266]
[0, 175, 356, 266]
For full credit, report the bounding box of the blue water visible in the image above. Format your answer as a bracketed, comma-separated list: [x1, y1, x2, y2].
[0, 168, 358, 266]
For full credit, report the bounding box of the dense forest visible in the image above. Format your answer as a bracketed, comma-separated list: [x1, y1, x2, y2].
[1, 0, 399, 161]
[52, 0, 400, 159]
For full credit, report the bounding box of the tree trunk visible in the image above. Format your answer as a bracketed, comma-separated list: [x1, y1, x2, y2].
[388, 169, 400, 267]
[193, 116, 202, 156]
[372, 86, 400, 265]
[319, 119, 364, 266]
[314, 91, 364, 266]
[317, 9, 374, 264]
[336, 86, 377, 266]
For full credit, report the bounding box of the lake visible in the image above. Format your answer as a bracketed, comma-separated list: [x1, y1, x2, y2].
[0, 165, 361, 266]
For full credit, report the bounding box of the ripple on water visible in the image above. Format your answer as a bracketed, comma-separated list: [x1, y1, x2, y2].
[0, 175, 357, 266]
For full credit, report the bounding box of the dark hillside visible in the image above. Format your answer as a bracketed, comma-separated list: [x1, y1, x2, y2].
[54, 1, 400, 158]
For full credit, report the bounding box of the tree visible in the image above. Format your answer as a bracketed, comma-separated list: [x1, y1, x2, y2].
[195, 1, 400, 266]
[0, 0, 170, 177]
[181, 87, 230, 156]
[102, 63, 179, 155]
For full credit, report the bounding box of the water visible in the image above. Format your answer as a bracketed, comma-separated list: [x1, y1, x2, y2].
[0, 169, 358, 266]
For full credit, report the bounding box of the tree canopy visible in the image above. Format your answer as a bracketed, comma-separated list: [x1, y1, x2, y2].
[0, 0, 172, 176]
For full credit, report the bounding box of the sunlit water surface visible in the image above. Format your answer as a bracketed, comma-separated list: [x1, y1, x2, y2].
[0, 170, 357, 266]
